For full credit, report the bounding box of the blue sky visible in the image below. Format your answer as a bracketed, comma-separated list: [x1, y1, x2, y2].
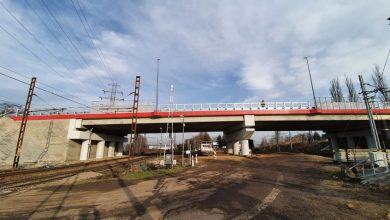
[0, 0, 389, 110]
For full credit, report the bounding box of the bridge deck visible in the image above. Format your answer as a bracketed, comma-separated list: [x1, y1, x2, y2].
[9, 109, 390, 121]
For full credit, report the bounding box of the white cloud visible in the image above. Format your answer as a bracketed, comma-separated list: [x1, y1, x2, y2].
[0, 0, 389, 107]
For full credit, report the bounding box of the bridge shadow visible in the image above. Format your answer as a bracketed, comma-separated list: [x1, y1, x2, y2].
[26, 164, 86, 219]
[26, 176, 72, 219]
[107, 163, 152, 219]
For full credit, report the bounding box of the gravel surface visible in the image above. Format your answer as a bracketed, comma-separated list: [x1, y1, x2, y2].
[0, 153, 389, 219]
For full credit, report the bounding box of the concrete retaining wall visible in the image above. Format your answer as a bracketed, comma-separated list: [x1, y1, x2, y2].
[0, 117, 76, 166]
[335, 149, 390, 163]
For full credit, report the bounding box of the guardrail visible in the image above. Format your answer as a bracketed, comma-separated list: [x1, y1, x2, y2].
[12, 100, 390, 116]
[158, 102, 313, 112]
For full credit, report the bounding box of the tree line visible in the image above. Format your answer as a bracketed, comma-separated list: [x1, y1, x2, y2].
[329, 65, 389, 102]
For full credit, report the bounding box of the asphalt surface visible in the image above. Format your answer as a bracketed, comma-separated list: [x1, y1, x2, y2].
[0, 153, 389, 219]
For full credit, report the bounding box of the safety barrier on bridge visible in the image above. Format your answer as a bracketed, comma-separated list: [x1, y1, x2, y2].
[13, 99, 390, 116]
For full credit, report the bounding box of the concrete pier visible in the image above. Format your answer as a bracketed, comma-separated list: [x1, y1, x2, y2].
[240, 139, 250, 156]
[108, 141, 116, 158]
[233, 141, 240, 155]
[80, 140, 89, 161]
[116, 142, 123, 156]
[227, 142, 233, 154]
[96, 140, 105, 159]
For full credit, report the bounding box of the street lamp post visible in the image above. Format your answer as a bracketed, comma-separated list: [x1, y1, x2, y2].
[180, 115, 185, 166]
[159, 127, 162, 156]
[155, 58, 160, 112]
[304, 57, 318, 109]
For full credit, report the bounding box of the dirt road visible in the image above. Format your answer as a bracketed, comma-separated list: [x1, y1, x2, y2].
[0, 153, 389, 219]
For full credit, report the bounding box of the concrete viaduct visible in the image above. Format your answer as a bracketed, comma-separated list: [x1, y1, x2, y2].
[3, 101, 389, 165]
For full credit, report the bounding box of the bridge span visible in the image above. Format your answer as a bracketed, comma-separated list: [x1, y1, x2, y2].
[2, 101, 390, 165]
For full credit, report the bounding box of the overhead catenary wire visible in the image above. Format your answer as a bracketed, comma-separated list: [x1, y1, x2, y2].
[70, 0, 114, 83]
[0, 2, 78, 76]
[77, 0, 114, 75]
[0, 71, 105, 113]
[0, 23, 67, 80]
[0, 97, 22, 106]
[40, 0, 106, 87]
[0, 23, 99, 98]
[33, 94, 56, 109]
[381, 49, 390, 76]
[0, 65, 93, 105]
[22, 0, 87, 70]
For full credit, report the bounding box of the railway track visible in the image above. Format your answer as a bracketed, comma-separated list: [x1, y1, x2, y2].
[0, 156, 149, 192]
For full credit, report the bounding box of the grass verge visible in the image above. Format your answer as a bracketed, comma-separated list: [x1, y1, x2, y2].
[120, 166, 187, 180]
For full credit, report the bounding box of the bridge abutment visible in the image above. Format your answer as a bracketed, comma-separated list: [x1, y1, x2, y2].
[326, 129, 389, 163]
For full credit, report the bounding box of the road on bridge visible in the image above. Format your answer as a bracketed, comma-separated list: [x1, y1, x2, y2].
[0, 153, 389, 219]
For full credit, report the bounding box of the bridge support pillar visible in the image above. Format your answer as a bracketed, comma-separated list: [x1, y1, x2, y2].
[96, 140, 105, 159]
[233, 141, 240, 155]
[80, 140, 89, 161]
[108, 141, 116, 158]
[346, 137, 354, 148]
[366, 135, 375, 149]
[240, 140, 250, 156]
[224, 115, 255, 156]
[227, 142, 233, 154]
[116, 142, 124, 156]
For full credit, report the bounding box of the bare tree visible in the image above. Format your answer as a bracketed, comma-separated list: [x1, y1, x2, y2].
[274, 131, 280, 152]
[133, 135, 148, 154]
[345, 76, 358, 102]
[329, 78, 343, 102]
[260, 137, 269, 147]
[371, 64, 390, 102]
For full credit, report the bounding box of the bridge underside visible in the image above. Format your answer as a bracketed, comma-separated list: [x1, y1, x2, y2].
[83, 120, 374, 136]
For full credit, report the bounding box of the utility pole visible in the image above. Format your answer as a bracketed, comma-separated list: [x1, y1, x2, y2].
[358, 75, 382, 150]
[304, 57, 318, 109]
[181, 115, 185, 166]
[155, 58, 160, 112]
[13, 77, 36, 168]
[129, 76, 141, 158]
[159, 127, 162, 156]
[289, 131, 293, 152]
[170, 84, 174, 165]
[188, 140, 191, 165]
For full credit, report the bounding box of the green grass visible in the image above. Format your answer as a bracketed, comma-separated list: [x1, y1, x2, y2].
[120, 166, 187, 180]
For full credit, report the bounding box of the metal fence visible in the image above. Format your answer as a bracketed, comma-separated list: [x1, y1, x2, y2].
[14, 98, 390, 116]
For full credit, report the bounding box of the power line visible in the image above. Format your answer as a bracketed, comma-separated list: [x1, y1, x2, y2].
[381, 48, 390, 75]
[0, 23, 68, 80]
[70, 0, 114, 82]
[0, 71, 103, 112]
[34, 94, 55, 109]
[0, 97, 21, 106]
[0, 2, 101, 96]
[41, 0, 105, 87]
[0, 64, 91, 105]
[0, 1, 77, 75]
[23, 0, 87, 70]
